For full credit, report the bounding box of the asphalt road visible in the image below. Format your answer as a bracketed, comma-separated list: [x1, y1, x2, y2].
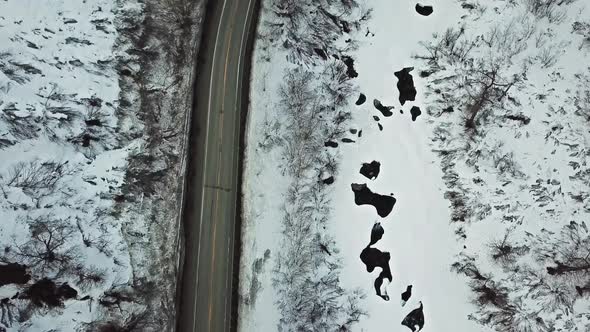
[177, 0, 257, 331]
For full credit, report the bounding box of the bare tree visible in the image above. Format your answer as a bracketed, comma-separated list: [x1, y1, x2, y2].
[463, 63, 520, 129]
[12, 214, 79, 278]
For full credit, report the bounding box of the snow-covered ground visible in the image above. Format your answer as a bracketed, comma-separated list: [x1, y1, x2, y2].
[0, 0, 203, 330]
[240, 0, 590, 331]
[332, 1, 484, 330]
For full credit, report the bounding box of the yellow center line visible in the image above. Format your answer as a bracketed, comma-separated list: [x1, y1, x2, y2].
[207, 4, 237, 329]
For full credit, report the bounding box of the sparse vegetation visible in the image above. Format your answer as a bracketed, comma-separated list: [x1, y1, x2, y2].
[253, 0, 371, 329]
[417, 0, 590, 330]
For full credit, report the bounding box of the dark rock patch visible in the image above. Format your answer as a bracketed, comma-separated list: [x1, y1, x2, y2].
[355, 93, 367, 105]
[378, 123, 383, 131]
[462, 3, 476, 9]
[358, 130, 363, 137]
[410, 106, 422, 121]
[360, 161, 381, 180]
[373, 115, 380, 122]
[349, 128, 358, 134]
[373, 99, 394, 117]
[395, 67, 417, 106]
[351, 183, 396, 218]
[0, 263, 31, 286]
[360, 246, 393, 301]
[314, 48, 328, 60]
[369, 222, 384, 246]
[322, 176, 334, 185]
[415, 3, 434, 16]
[22, 278, 77, 308]
[401, 285, 412, 307]
[400, 109, 404, 114]
[325, 140, 339, 148]
[401, 302, 425, 331]
[341, 55, 358, 78]
[342, 138, 355, 143]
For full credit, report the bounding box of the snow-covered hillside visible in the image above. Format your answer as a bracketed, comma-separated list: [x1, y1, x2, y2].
[0, 0, 204, 330]
[239, 0, 590, 331]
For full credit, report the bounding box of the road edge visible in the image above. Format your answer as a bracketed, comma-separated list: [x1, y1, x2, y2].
[231, 0, 262, 331]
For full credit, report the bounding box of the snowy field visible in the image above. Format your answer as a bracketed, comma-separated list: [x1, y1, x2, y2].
[0, 0, 203, 330]
[239, 0, 590, 331]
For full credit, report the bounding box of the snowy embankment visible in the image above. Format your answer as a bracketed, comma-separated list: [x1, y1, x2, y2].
[0, 0, 204, 330]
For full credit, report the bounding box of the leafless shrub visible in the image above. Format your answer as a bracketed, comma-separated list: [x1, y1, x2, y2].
[488, 229, 530, 267]
[83, 310, 155, 332]
[537, 44, 564, 68]
[258, 115, 284, 151]
[3, 160, 72, 207]
[479, 298, 554, 332]
[0, 298, 17, 328]
[1, 109, 39, 141]
[535, 221, 590, 279]
[574, 74, 590, 121]
[489, 145, 526, 179]
[482, 16, 536, 63]
[71, 264, 107, 291]
[524, 0, 574, 23]
[415, 27, 476, 69]
[321, 61, 353, 107]
[265, 0, 371, 63]
[160, 0, 197, 30]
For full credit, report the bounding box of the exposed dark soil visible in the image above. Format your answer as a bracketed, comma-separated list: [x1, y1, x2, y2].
[325, 140, 339, 148]
[360, 246, 393, 301]
[401, 285, 413, 306]
[23, 278, 77, 308]
[395, 67, 417, 106]
[373, 99, 394, 117]
[410, 106, 422, 121]
[378, 123, 383, 131]
[401, 302, 425, 331]
[369, 222, 384, 246]
[0, 263, 31, 286]
[355, 93, 367, 105]
[322, 176, 334, 185]
[360, 160, 381, 180]
[351, 183, 396, 218]
[341, 55, 358, 78]
[415, 3, 434, 16]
